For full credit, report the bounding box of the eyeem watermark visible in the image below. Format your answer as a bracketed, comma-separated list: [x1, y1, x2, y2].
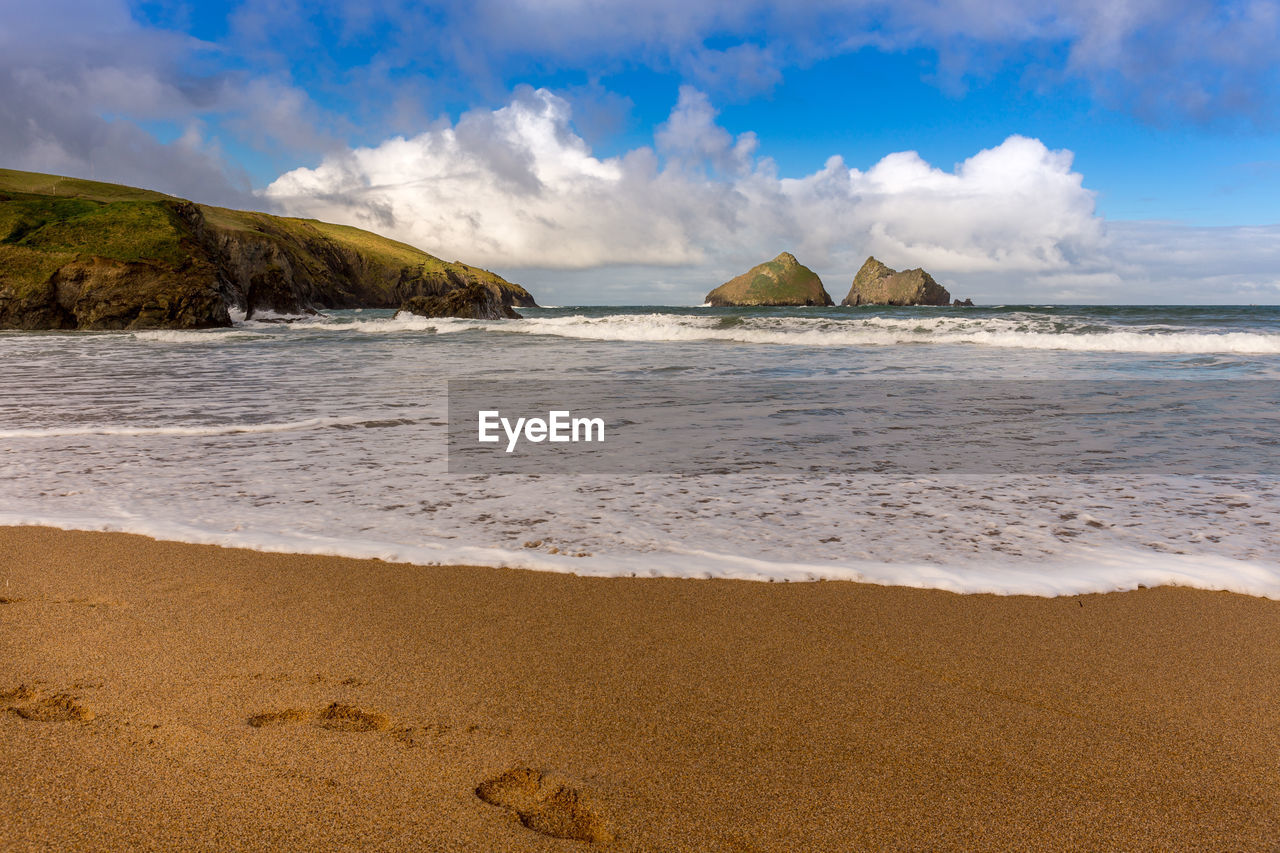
[478, 410, 605, 452]
[448, 379, 1280, 475]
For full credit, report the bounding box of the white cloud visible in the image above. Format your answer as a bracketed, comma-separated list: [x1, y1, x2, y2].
[844, 136, 1103, 272]
[656, 87, 759, 173]
[266, 87, 703, 268]
[265, 86, 1114, 302]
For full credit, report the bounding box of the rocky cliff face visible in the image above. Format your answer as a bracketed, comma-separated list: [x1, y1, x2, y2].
[841, 257, 953, 306]
[0, 254, 232, 331]
[188, 203, 535, 319]
[0, 170, 536, 330]
[705, 252, 834, 307]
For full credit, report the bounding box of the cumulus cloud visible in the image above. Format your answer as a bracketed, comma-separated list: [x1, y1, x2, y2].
[267, 87, 697, 267]
[655, 87, 759, 173]
[265, 86, 1115, 301]
[786, 137, 1105, 274]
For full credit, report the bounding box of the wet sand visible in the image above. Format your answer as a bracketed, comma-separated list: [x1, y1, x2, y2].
[1, 525, 1277, 850]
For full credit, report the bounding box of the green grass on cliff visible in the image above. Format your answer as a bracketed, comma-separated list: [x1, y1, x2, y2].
[0, 244, 73, 297]
[0, 169, 436, 274]
[0, 168, 523, 301]
[303, 219, 451, 270]
[5, 197, 188, 264]
[200, 207, 511, 294]
[0, 168, 172, 204]
[203, 207, 482, 277]
[0, 189, 189, 296]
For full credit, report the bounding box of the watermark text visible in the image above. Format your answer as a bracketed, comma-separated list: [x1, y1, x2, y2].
[477, 410, 605, 453]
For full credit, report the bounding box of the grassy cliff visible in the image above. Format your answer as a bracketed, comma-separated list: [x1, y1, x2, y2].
[0, 169, 535, 330]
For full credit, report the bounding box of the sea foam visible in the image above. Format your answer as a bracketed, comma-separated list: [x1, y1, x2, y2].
[2, 304, 1278, 598]
[2, 509, 1277, 599]
[118, 309, 1280, 355]
[378, 312, 1280, 354]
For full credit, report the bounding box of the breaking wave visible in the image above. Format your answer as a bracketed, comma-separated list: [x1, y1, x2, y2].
[405, 312, 1280, 354]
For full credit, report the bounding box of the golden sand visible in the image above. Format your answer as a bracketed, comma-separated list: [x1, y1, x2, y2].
[1, 525, 1277, 850]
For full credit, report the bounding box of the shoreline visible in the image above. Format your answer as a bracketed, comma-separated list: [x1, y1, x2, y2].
[2, 525, 1278, 849]
[1, 518, 1277, 599]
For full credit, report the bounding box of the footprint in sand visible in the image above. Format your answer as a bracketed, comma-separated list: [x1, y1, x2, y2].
[315, 702, 390, 732]
[477, 767, 614, 844]
[2, 685, 94, 722]
[246, 708, 312, 728]
[247, 702, 389, 732]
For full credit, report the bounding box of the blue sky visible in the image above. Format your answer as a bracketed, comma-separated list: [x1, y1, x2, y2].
[3, 0, 1280, 303]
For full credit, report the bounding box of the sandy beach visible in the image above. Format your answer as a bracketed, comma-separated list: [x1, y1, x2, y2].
[1, 525, 1277, 850]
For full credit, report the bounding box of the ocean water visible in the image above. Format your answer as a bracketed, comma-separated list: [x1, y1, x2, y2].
[2, 304, 1279, 597]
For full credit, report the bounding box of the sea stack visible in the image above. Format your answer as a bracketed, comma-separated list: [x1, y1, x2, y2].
[400, 281, 521, 319]
[705, 252, 834, 307]
[842, 256, 954, 306]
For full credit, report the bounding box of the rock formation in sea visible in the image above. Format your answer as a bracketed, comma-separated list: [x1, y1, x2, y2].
[0, 168, 536, 330]
[704, 252, 834, 307]
[841, 256, 959, 306]
[401, 281, 521, 320]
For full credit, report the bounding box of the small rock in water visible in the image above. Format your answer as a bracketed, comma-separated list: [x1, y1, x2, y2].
[401, 281, 521, 320]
